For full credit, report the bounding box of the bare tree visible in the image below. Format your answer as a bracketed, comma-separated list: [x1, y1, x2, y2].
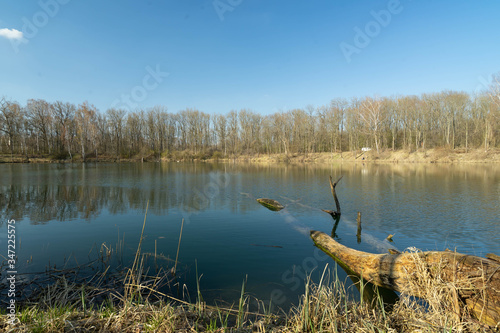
[107, 108, 126, 160]
[75, 102, 98, 161]
[125, 110, 145, 157]
[261, 116, 274, 155]
[271, 111, 292, 156]
[227, 110, 239, 156]
[52, 101, 76, 158]
[214, 114, 227, 155]
[489, 72, 500, 109]
[239, 109, 252, 153]
[95, 112, 108, 158]
[358, 96, 385, 153]
[0, 98, 23, 157]
[305, 105, 317, 154]
[26, 99, 53, 154]
[327, 99, 347, 153]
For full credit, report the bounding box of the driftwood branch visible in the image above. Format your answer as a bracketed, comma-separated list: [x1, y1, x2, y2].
[322, 175, 342, 217]
[310, 230, 500, 326]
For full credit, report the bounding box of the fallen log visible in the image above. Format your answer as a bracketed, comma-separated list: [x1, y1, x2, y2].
[310, 230, 500, 326]
[256, 198, 284, 211]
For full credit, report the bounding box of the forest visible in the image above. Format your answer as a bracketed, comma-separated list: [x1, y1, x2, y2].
[1, 75, 499, 161]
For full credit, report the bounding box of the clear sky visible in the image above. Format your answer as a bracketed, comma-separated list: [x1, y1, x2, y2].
[1, 0, 499, 115]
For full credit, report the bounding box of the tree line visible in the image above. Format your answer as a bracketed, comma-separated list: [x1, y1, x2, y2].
[1, 75, 499, 161]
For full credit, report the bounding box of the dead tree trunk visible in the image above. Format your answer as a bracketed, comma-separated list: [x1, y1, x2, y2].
[322, 175, 342, 217]
[310, 230, 500, 326]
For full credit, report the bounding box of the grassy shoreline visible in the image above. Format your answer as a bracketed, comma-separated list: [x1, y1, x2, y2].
[1, 228, 496, 332]
[223, 148, 500, 164]
[1, 270, 495, 332]
[1, 148, 500, 164]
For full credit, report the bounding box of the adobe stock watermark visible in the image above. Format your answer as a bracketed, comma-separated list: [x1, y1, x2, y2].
[264, 205, 330, 306]
[179, 172, 231, 225]
[10, 0, 71, 53]
[339, 0, 404, 63]
[270, 247, 330, 306]
[6, 219, 18, 326]
[110, 65, 169, 112]
[213, 0, 243, 21]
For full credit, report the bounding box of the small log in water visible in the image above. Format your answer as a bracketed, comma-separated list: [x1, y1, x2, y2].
[256, 198, 284, 211]
[310, 230, 500, 326]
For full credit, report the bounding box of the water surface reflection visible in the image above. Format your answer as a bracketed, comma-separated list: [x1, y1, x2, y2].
[0, 162, 498, 307]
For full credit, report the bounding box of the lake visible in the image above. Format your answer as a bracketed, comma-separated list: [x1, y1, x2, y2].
[1, 162, 499, 310]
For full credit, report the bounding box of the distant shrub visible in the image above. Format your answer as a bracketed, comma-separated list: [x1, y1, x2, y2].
[275, 154, 290, 163]
[51, 151, 70, 160]
[161, 150, 170, 158]
[212, 151, 222, 161]
[196, 150, 212, 160]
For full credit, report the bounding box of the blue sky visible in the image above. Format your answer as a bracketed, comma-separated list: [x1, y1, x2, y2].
[0, 0, 499, 115]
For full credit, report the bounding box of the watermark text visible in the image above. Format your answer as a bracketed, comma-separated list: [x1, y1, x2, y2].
[6, 219, 17, 326]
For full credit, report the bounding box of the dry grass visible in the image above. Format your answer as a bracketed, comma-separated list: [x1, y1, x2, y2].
[202, 148, 500, 164]
[2, 302, 179, 332]
[282, 260, 495, 333]
[388, 248, 495, 333]
[284, 268, 394, 333]
[396, 248, 466, 330]
[1, 265, 496, 332]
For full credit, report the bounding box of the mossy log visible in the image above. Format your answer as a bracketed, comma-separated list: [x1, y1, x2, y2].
[311, 230, 500, 326]
[256, 198, 284, 211]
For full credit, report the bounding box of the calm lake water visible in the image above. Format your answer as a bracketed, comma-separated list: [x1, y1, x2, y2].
[1, 162, 499, 309]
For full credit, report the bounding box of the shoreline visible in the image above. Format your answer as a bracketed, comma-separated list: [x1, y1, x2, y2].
[225, 148, 500, 164]
[1, 148, 499, 164]
[1, 266, 492, 332]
